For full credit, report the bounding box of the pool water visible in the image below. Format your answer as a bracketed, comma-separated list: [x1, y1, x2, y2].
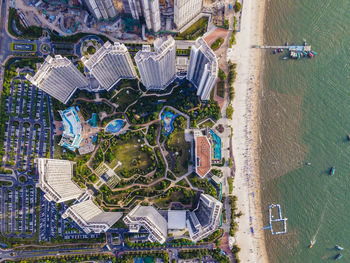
[106, 119, 124, 133]
[210, 129, 222, 160]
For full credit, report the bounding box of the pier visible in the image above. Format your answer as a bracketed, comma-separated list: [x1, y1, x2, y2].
[255, 45, 312, 52]
[264, 204, 288, 235]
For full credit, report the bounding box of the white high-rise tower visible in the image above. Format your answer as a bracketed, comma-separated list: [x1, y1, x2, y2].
[135, 36, 176, 90]
[82, 41, 137, 91]
[26, 55, 88, 104]
[174, 0, 203, 29]
[187, 37, 218, 100]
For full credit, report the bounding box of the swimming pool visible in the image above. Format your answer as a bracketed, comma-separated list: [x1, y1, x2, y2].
[161, 111, 178, 136]
[106, 119, 125, 133]
[210, 129, 222, 160]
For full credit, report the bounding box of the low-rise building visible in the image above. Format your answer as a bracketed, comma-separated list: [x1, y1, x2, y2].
[123, 205, 168, 244]
[36, 158, 83, 203]
[62, 198, 122, 233]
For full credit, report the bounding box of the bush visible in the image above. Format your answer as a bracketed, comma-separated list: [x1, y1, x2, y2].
[211, 37, 224, 50]
[226, 103, 234, 119]
[234, 1, 242, 12]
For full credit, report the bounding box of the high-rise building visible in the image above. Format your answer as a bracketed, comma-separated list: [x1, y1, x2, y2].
[123, 205, 168, 243]
[36, 158, 84, 203]
[141, 0, 161, 32]
[125, 0, 160, 32]
[187, 37, 218, 100]
[174, 0, 203, 29]
[135, 36, 176, 90]
[186, 194, 222, 242]
[26, 55, 88, 104]
[82, 41, 137, 91]
[84, 0, 118, 20]
[62, 198, 122, 233]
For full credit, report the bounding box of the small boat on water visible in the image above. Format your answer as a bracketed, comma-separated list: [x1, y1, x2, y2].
[309, 243, 313, 248]
[347, 134, 350, 141]
[305, 162, 311, 166]
[335, 253, 343, 260]
[311, 51, 317, 56]
[330, 167, 336, 176]
[336, 245, 344, 251]
[282, 57, 288, 60]
[302, 51, 308, 56]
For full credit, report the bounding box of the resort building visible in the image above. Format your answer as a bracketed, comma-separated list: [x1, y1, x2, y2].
[84, 0, 118, 20]
[26, 55, 88, 104]
[193, 128, 222, 178]
[36, 158, 84, 203]
[187, 37, 218, 100]
[123, 205, 168, 244]
[58, 106, 98, 155]
[62, 198, 122, 233]
[82, 41, 137, 91]
[187, 194, 222, 242]
[135, 36, 176, 90]
[174, 0, 203, 29]
[194, 130, 212, 178]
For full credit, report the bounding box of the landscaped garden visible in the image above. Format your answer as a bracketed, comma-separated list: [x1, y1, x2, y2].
[51, 77, 221, 210]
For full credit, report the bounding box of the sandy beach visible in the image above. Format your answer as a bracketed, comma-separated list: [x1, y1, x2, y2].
[227, 0, 268, 261]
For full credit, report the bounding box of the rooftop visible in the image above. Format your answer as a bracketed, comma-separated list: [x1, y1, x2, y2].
[195, 136, 211, 177]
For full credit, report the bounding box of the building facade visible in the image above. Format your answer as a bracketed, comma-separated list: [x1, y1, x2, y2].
[123, 205, 168, 243]
[187, 37, 218, 100]
[82, 41, 137, 91]
[135, 36, 176, 90]
[174, 0, 203, 29]
[62, 198, 122, 233]
[36, 158, 84, 203]
[125, 0, 161, 32]
[26, 55, 88, 104]
[187, 194, 222, 242]
[84, 0, 118, 20]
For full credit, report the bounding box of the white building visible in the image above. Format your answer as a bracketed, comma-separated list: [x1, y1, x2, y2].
[82, 41, 137, 91]
[26, 55, 88, 104]
[187, 37, 218, 100]
[135, 36, 176, 90]
[186, 194, 222, 242]
[123, 205, 168, 243]
[36, 158, 84, 203]
[62, 198, 122, 233]
[174, 0, 203, 29]
[84, 0, 117, 20]
[125, 0, 161, 32]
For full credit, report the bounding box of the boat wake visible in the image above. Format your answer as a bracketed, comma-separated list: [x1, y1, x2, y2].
[310, 199, 328, 247]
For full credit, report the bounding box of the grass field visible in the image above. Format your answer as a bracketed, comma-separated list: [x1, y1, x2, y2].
[167, 131, 191, 175]
[111, 88, 140, 112]
[176, 17, 209, 40]
[112, 137, 153, 173]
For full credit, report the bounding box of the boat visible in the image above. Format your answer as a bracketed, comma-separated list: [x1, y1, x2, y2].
[335, 253, 343, 260]
[273, 50, 276, 54]
[285, 42, 289, 46]
[281, 48, 284, 52]
[302, 51, 307, 56]
[336, 245, 344, 251]
[278, 48, 281, 53]
[347, 134, 350, 141]
[306, 162, 311, 166]
[297, 52, 301, 59]
[330, 167, 335, 176]
[311, 51, 317, 56]
[282, 57, 288, 60]
[309, 243, 313, 248]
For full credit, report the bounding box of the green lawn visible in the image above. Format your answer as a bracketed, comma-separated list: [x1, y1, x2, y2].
[167, 131, 191, 176]
[111, 137, 153, 175]
[111, 88, 140, 112]
[176, 17, 209, 40]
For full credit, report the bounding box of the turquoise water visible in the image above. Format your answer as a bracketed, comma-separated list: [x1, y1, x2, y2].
[259, 0, 350, 262]
[106, 119, 124, 133]
[209, 128, 222, 160]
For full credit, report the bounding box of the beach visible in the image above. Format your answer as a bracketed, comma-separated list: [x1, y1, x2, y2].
[228, 0, 268, 261]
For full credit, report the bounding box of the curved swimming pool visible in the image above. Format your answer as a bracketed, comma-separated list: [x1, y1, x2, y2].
[106, 119, 125, 134]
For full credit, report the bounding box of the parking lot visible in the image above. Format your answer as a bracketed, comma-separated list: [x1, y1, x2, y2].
[0, 184, 36, 236]
[2, 69, 52, 172]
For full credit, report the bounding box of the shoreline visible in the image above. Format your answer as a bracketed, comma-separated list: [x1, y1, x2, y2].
[228, 0, 268, 261]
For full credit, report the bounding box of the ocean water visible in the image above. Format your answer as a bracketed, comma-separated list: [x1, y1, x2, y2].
[259, 0, 350, 262]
